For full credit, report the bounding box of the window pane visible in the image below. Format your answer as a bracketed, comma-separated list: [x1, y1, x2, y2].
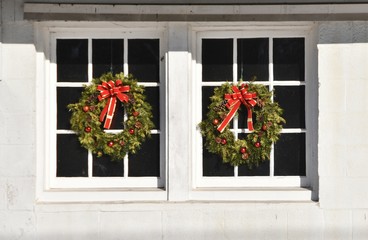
[237, 133, 270, 176]
[273, 38, 305, 81]
[93, 39, 124, 78]
[274, 133, 306, 176]
[202, 39, 233, 82]
[203, 142, 234, 176]
[107, 104, 125, 130]
[274, 86, 305, 129]
[57, 87, 83, 130]
[57, 39, 88, 82]
[128, 134, 160, 177]
[238, 38, 269, 81]
[57, 134, 88, 177]
[144, 87, 160, 130]
[93, 154, 124, 177]
[128, 39, 159, 82]
[202, 86, 215, 119]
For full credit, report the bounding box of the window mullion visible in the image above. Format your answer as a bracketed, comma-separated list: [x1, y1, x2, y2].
[87, 38, 93, 177]
[269, 37, 275, 177]
[124, 38, 128, 76]
[233, 38, 239, 177]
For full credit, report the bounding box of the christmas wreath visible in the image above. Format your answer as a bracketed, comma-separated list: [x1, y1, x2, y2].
[68, 72, 154, 160]
[199, 82, 285, 167]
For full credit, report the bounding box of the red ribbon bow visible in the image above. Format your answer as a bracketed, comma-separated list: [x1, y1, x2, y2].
[97, 80, 130, 129]
[217, 84, 257, 133]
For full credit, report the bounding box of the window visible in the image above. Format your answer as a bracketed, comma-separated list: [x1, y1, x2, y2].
[192, 26, 317, 199]
[37, 26, 167, 201]
[36, 23, 317, 202]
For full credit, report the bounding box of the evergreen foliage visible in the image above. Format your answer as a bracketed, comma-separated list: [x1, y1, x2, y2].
[199, 82, 285, 167]
[68, 73, 154, 161]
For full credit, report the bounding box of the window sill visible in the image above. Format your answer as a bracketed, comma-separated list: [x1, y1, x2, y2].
[190, 187, 313, 201]
[37, 188, 167, 203]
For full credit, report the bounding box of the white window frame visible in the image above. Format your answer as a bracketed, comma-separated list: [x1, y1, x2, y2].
[36, 23, 168, 202]
[189, 23, 318, 201]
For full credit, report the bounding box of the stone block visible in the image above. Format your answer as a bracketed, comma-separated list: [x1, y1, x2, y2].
[324, 210, 352, 240]
[223, 210, 287, 240]
[7, 177, 35, 211]
[0, 113, 34, 145]
[36, 211, 99, 240]
[318, 143, 347, 177]
[2, 44, 36, 79]
[0, 211, 36, 240]
[99, 211, 162, 240]
[352, 210, 368, 240]
[347, 145, 368, 177]
[0, 144, 35, 177]
[287, 208, 323, 240]
[163, 210, 205, 240]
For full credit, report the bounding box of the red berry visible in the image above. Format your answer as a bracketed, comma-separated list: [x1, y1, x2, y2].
[255, 142, 261, 148]
[133, 111, 140, 117]
[84, 126, 91, 133]
[221, 138, 227, 145]
[212, 119, 219, 125]
[119, 140, 125, 146]
[215, 137, 222, 144]
[262, 125, 267, 131]
[240, 147, 247, 154]
[107, 141, 114, 147]
[83, 106, 89, 112]
[129, 129, 135, 134]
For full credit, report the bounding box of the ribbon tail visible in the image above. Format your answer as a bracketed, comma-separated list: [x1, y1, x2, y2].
[103, 97, 117, 129]
[217, 101, 241, 133]
[100, 102, 109, 123]
[246, 106, 254, 132]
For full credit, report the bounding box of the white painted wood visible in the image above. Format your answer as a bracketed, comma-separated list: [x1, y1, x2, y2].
[191, 24, 315, 192]
[167, 23, 191, 201]
[24, 3, 368, 16]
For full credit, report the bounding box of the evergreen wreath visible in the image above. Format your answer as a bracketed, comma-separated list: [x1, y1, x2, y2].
[68, 72, 154, 161]
[199, 82, 285, 167]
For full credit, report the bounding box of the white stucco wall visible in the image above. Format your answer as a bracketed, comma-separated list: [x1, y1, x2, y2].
[1, 0, 368, 239]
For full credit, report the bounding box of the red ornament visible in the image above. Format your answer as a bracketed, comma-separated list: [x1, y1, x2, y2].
[107, 141, 114, 147]
[212, 119, 219, 126]
[221, 138, 227, 145]
[83, 106, 90, 112]
[84, 126, 91, 133]
[262, 124, 268, 131]
[240, 147, 247, 154]
[133, 111, 140, 117]
[254, 142, 261, 148]
[129, 129, 135, 135]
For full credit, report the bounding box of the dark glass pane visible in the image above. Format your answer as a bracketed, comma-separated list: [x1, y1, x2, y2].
[93, 154, 124, 177]
[202, 39, 233, 82]
[57, 134, 88, 177]
[238, 104, 260, 129]
[57, 87, 83, 130]
[128, 39, 159, 82]
[202, 86, 215, 119]
[57, 39, 88, 82]
[203, 142, 234, 176]
[238, 133, 270, 176]
[274, 133, 306, 176]
[107, 104, 125, 130]
[274, 86, 305, 128]
[144, 87, 160, 129]
[273, 38, 305, 81]
[238, 38, 269, 81]
[93, 39, 124, 78]
[128, 134, 160, 177]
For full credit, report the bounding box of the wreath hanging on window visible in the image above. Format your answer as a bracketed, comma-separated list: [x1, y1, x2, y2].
[199, 82, 285, 167]
[68, 72, 154, 160]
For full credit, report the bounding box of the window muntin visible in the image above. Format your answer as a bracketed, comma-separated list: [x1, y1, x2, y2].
[195, 31, 309, 188]
[51, 32, 165, 189]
